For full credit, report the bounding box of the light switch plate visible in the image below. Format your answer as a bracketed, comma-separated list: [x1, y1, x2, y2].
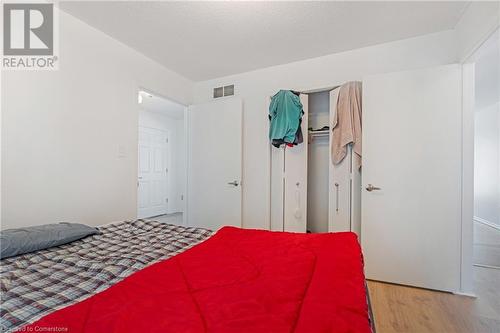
[118, 145, 127, 158]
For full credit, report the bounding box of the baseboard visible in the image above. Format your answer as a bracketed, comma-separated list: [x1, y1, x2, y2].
[474, 216, 500, 231]
[474, 263, 500, 270]
[453, 291, 477, 298]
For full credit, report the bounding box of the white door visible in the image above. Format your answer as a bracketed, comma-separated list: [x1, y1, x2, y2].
[138, 127, 169, 218]
[362, 64, 462, 292]
[284, 94, 308, 232]
[187, 98, 242, 230]
[270, 94, 308, 233]
[328, 88, 352, 233]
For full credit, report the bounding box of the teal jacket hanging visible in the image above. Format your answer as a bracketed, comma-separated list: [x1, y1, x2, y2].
[269, 90, 303, 145]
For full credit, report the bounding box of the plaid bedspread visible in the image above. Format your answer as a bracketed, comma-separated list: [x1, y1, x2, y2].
[0, 220, 212, 332]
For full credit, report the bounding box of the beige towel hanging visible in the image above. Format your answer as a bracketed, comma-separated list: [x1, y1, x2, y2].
[331, 81, 362, 168]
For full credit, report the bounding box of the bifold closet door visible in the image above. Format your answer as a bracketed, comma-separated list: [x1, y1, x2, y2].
[187, 98, 243, 230]
[283, 94, 308, 232]
[329, 146, 351, 233]
[270, 145, 284, 231]
[328, 88, 361, 235]
[328, 146, 362, 235]
[361, 64, 462, 292]
[270, 94, 308, 233]
[350, 159, 362, 236]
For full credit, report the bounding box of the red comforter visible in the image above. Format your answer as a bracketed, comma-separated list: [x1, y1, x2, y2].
[24, 227, 371, 332]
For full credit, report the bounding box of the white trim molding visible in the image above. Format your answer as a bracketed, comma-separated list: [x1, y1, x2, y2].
[460, 62, 475, 295]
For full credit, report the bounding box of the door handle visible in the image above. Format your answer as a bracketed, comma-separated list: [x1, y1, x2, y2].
[227, 181, 239, 187]
[366, 184, 381, 192]
[334, 183, 339, 212]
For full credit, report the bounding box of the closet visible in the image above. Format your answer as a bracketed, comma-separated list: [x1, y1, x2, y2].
[269, 87, 361, 235]
[307, 91, 330, 233]
[268, 64, 466, 293]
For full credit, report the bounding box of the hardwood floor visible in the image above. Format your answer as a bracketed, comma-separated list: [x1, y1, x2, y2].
[367, 266, 500, 333]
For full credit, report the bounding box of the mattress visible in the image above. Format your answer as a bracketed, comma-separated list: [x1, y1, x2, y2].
[0, 220, 213, 332]
[20, 226, 373, 332]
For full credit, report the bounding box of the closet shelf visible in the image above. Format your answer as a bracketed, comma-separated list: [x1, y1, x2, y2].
[308, 130, 329, 138]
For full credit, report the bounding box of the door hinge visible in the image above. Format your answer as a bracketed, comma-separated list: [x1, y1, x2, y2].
[165, 198, 169, 203]
[165, 168, 169, 173]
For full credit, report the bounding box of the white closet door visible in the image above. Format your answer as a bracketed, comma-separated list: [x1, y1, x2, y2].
[362, 64, 462, 292]
[328, 88, 352, 233]
[268, 94, 308, 233]
[350, 154, 362, 236]
[270, 94, 308, 232]
[187, 98, 242, 230]
[283, 94, 308, 233]
[329, 147, 352, 232]
[270, 143, 284, 231]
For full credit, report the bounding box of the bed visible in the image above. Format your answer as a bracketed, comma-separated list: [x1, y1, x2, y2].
[1, 220, 374, 332]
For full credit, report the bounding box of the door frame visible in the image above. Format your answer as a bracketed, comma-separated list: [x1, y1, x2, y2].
[460, 63, 474, 296]
[459, 27, 500, 296]
[136, 87, 189, 226]
[182, 105, 188, 227]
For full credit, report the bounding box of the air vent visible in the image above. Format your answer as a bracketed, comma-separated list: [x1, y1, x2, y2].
[213, 87, 223, 98]
[223, 85, 234, 96]
[213, 85, 235, 98]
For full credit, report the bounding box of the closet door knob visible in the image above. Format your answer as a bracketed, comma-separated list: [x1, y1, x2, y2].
[366, 184, 381, 192]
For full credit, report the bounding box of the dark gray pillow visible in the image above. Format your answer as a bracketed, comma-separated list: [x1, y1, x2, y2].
[0, 222, 100, 259]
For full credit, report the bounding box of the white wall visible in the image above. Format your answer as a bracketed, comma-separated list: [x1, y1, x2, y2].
[1, 10, 193, 229]
[3, 4, 495, 232]
[139, 109, 185, 213]
[307, 92, 330, 233]
[193, 30, 457, 230]
[475, 102, 500, 227]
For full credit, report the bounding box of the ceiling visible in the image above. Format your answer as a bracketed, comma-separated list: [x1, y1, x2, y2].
[139, 91, 184, 118]
[60, 1, 469, 81]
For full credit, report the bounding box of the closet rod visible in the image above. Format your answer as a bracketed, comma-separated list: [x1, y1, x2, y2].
[308, 130, 329, 144]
